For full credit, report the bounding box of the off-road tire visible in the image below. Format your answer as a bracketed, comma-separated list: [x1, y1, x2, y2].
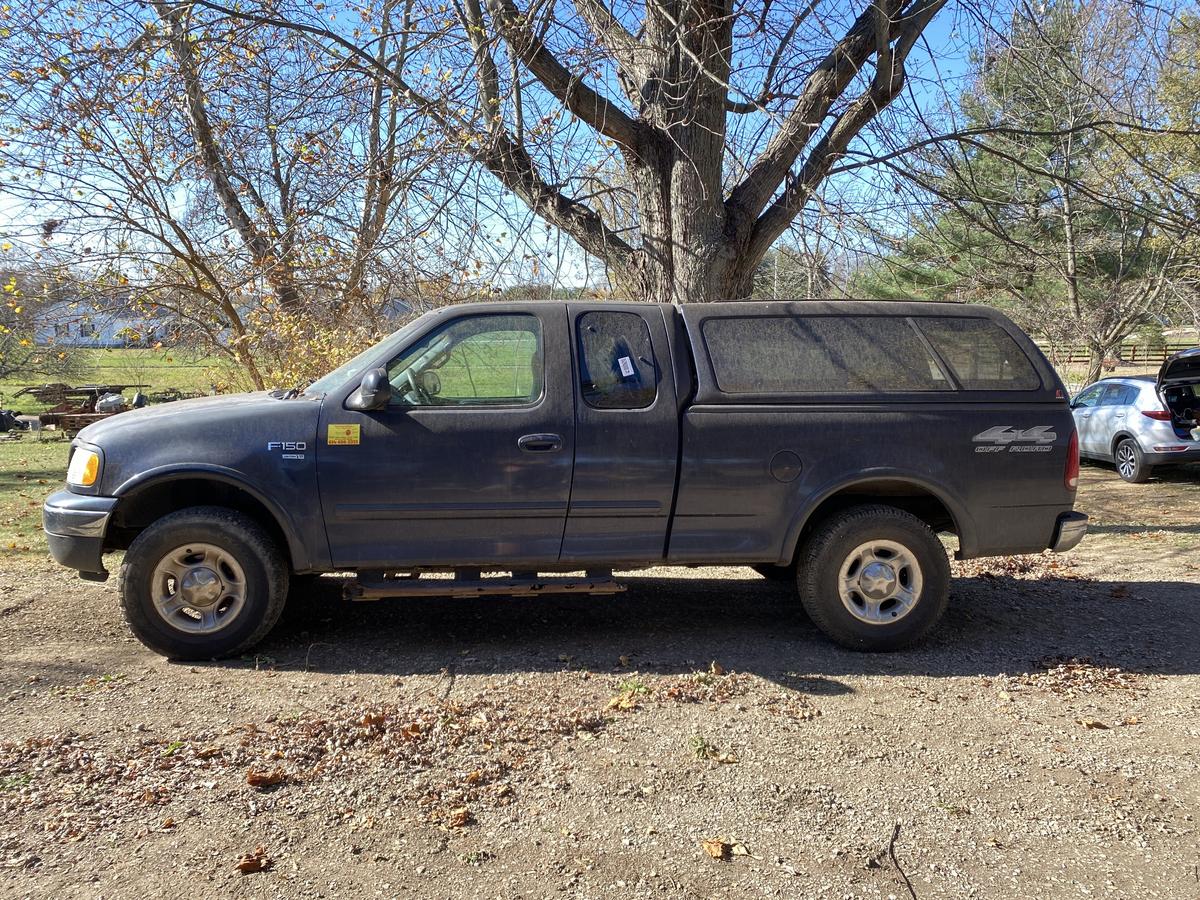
[797, 504, 950, 651]
[119, 506, 289, 660]
[1114, 438, 1152, 484]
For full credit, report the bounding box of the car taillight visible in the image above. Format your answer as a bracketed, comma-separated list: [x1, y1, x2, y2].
[1065, 430, 1079, 490]
[1141, 409, 1172, 421]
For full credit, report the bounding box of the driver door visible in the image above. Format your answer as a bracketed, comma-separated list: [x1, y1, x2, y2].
[1071, 383, 1105, 455]
[317, 307, 574, 568]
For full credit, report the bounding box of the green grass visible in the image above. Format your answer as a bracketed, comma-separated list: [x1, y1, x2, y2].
[1, 348, 221, 413]
[0, 435, 66, 563]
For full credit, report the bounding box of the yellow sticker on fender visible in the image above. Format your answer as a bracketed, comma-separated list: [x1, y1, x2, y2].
[327, 424, 361, 446]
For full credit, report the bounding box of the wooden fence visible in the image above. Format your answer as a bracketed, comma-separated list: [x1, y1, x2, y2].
[1045, 342, 1194, 366]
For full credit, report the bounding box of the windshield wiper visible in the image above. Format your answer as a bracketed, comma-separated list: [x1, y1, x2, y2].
[282, 381, 311, 399]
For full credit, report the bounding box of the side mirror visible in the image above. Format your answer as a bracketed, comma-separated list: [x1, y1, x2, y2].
[420, 370, 441, 396]
[346, 368, 390, 411]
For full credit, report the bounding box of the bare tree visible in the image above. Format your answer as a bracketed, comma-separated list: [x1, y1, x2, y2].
[187, 0, 958, 303]
[0, 0, 466, 387]
[853, 0, 1200, 385]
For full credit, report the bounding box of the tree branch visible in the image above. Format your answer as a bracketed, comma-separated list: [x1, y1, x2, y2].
[743, 0, 946, 256]
[151, 0, 302, 312]
[489, 0, 644, 149]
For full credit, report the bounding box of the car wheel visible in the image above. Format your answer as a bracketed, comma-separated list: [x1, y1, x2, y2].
[119, 506, 289, 660]
[1114, 438, 1152, 483]
[797, 505, 950, 651]
[752, 563, 794, 582]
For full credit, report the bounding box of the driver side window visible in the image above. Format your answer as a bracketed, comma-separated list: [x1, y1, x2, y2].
[386, 314, 543, 407]
[1073, 385, 1103, 409]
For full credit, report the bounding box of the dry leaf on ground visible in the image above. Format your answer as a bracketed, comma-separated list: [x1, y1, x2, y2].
[235, 846, 271, 874]
[246, 767, 287, 788]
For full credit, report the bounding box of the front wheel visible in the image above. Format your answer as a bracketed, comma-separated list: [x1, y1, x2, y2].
[797, 505, 950, 651]
[1114, 438, 1152, 483]
[119, 507, 289, 660]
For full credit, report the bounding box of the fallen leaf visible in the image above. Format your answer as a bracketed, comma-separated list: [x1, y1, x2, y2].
[160, 818, 176, 830]
[701, 838, 729, 860]
[400, 722, 422, 741]
[195, 746, 222, 760]
[1077, 718, 1109, 730]
[607, 692, 640, 711]
[447, 807, 472, 828]
[709, 661, 726, 676]
[1121, 716, 1142, 726]
[246, 767, 287, 788]
[464, 770, 483, 785]
[235, 846, 271, 874]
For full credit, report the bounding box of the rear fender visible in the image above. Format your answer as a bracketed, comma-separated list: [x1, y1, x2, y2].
[781, 469, 976, 564]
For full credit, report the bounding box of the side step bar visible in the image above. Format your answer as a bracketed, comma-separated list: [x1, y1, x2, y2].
[346, 569, 626, 601]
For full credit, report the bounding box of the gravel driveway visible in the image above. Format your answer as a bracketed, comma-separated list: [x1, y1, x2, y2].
[1, 464, 1198, 899]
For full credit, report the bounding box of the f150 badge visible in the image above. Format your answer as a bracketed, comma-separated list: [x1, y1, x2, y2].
[973, 426, 1056, 453]
[267, 441, 307, 460]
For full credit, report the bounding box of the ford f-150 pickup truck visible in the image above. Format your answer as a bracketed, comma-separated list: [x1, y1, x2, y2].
[44, 300, 1087, 659]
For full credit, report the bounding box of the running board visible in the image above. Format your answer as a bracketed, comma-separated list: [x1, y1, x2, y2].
[346, 569, 626, 601]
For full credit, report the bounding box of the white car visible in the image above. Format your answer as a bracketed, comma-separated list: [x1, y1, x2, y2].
[1071, 349, 1200, 482]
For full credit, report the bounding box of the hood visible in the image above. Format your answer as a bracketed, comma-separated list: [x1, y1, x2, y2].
[73, 391, 324, 496]
[77, 392, 314, 444]
[1157, 348, 1200, 392]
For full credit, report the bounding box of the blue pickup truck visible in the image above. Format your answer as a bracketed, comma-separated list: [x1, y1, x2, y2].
[44, 300, 1086, 659]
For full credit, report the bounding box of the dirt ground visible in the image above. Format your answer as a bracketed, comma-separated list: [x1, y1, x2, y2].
[1, 463, 1198, 899]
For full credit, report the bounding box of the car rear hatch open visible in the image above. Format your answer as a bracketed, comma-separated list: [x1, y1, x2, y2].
[1157, 348, 1200, 440]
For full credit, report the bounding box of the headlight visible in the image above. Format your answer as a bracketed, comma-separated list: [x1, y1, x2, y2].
[67, 448, 101, 487]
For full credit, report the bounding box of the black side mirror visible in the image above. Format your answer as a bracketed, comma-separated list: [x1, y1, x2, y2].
[346, 368, 390, 411]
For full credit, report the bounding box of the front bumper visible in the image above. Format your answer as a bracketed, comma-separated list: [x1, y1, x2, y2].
[43, 489, 118, 580]
[1049, 511, 1088, 553]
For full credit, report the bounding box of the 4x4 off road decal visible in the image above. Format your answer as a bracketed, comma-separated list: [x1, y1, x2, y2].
[973, 425, 1057, 453]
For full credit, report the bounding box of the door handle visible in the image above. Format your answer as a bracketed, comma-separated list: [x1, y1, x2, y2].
[517, 433, 563, 452]
[1114, 413, 1125, 419]
[1078, 412, 1091, 418]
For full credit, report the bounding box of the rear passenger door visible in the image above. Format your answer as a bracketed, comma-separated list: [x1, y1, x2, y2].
[560, 306, 680, 564]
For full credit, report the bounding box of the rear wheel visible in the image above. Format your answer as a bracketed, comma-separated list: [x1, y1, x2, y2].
[1114, 438, 1152, 483]
[119, 507, 289, 660]
[797, 505, 950, 651]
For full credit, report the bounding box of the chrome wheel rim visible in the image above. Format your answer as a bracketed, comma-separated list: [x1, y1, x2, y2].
[1116, 444, 1136, 479]
[838, 539, 923, 625]
[150, 543, 247, 634]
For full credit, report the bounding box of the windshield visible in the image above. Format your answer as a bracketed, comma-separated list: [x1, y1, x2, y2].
[303, 317, 425, 396]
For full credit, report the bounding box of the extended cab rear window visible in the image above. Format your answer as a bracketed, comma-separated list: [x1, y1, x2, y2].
[915, 317, 1041, 391]
[702, 315, 951, 394]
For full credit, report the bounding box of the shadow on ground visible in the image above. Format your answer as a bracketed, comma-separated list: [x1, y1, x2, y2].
[231, 569, 1200, 682]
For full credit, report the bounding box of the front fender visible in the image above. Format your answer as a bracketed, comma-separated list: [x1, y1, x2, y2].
[113, 464, 318, 571]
